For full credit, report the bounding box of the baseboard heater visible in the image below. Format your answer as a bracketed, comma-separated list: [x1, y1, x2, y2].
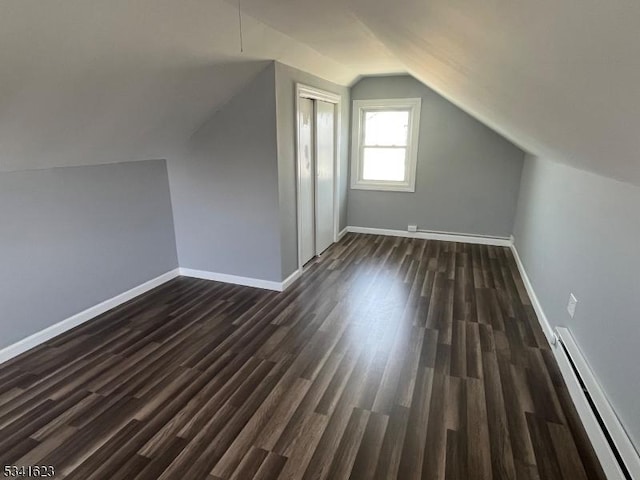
[555, 327, 640, 480]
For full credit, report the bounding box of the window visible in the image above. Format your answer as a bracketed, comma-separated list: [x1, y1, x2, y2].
[351, 98, 421, 192]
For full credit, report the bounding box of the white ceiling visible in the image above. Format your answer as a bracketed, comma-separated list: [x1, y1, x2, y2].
[0, 0, 359, 171]
[2, 0, 640, 185]
[237, 0, 640, 185]
[347, 0, 640, 185]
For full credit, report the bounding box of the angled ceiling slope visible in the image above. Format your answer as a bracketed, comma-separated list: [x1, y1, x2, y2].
[4, 0, 640, 184]
[239, 0, 640, 186]
[0, 0, 358, 172]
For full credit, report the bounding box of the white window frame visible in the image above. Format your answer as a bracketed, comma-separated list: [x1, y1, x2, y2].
[350, 98, 421, 192]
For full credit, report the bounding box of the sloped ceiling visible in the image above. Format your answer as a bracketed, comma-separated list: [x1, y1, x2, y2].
[0, 0, 361, 171]
[3, 0, 640, 185]
[237, 0, 640, 185]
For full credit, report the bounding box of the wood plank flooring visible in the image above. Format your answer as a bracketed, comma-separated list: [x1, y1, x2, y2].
[0, 234, 606, 479]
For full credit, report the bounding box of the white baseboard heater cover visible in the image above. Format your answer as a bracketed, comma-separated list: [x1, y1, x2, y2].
[555, 327, 640, 480]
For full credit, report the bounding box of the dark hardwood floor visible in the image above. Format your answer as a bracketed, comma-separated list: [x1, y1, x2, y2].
[0, 233, 606, 479]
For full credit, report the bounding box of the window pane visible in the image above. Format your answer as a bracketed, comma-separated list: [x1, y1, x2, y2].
[364, 110, 409, 146]
[362, 147, 406, 181]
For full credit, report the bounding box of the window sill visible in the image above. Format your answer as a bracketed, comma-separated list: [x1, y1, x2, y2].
[350, 182, 415, 193]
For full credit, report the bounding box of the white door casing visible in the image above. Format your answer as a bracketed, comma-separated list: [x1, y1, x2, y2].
[295, 84, 341, 271]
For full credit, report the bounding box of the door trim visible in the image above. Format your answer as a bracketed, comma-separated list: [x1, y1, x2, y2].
[295, 83, 342, 271]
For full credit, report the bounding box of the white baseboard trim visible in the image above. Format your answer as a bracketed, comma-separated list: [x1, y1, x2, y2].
[509, 243, 557, 345]
[337, 227, 349, 241]
[282, 269, 302, 291]
[179, 268, 285, 292]
[510, 241, 640, 479]
[0, 264, 299, 366]
[0, 268, 180, 366]
[346, 226, 513, 247]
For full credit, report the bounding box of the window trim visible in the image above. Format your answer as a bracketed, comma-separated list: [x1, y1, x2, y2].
[350, 98, 421, 192]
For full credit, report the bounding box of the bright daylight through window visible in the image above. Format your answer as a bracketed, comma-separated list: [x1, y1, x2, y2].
[351, 98, 421, 192]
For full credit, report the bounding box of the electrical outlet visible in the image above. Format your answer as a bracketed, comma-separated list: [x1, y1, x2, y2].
[567, 293, 578, 318]
[407, 224, 418, 232]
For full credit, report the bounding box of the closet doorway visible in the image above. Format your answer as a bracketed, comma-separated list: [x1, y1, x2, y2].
[295, 84, 341, 269]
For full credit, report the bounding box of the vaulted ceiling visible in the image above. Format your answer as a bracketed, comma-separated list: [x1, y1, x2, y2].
[0, 0, 358, 172]
[238, 0, 640, 185]
[3, 0, 640, 185]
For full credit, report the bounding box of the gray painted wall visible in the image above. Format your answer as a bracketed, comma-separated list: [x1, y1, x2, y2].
[168, 64, 283, 282]
[275, 62, 351, 279]
[0, 160, 178, 349]
[0, 0, 351, 173]
[514, 154, 640, 450]
[348, 75, 525, 238]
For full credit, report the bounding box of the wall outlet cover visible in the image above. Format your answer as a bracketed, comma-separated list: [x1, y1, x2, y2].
[408, 225, 418, 232]
[567, 293, 578, 318]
